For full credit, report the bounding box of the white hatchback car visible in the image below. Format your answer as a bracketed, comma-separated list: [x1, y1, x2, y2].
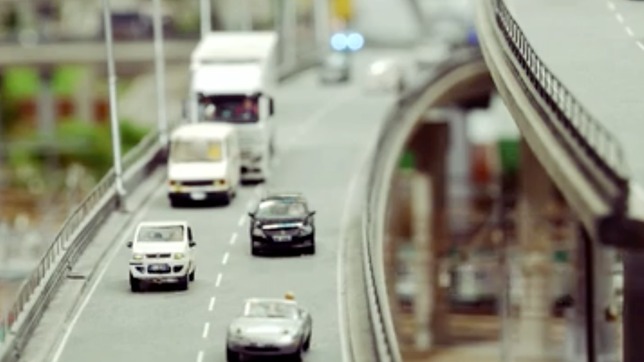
[364, 58, 405, 94]
[127, 221, 196, 292]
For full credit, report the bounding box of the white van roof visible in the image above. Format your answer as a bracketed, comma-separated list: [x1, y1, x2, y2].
[170, 123, 236, 141]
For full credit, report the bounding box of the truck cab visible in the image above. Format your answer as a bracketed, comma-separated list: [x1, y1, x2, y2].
[186, 32, 278, 183]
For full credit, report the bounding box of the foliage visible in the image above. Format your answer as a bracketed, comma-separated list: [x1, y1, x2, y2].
[7, 119, 150, 184]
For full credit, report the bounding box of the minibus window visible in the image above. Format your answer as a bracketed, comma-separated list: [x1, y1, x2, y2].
[171, 140, 224, 162]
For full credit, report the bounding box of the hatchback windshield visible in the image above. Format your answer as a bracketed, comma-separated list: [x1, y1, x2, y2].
[255, 200, 307, 219]
[171, 140, 223, 163]
[244, 300, 298, 319]
[137, 225, 184, 242]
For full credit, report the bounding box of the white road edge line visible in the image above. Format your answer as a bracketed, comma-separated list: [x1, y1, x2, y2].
[50, 186, 165, 362]
[337, 148, 371, 362]
[196, 350, 204, 362]
[222, 252, 230, 265]
[237, 215, 245, 226]
[202, 322, 210, 338]
[616, 13, 624, 23]
[230, 233, 238, 245]
[626, 26, 634, 37]
[215, 273, 223, 287]
[208, 297, 216, 311]
[607, 1, 615, 11]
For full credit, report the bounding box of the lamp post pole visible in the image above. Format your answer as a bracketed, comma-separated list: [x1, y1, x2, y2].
[152, 0, 168, 146]
[101, 0, 126, 207]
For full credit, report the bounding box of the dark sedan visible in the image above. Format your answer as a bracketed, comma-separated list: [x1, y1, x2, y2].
[248, 195, 316, 256]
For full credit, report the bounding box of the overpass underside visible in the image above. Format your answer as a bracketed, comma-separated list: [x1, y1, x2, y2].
[382, 62, 621, 361]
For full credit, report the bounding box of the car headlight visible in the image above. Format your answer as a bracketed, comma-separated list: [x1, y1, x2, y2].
[173, 253, 185, 260]
[252, 226, 264, 237]
[132, 253, 143, 260]
[298, 225, 313, 236]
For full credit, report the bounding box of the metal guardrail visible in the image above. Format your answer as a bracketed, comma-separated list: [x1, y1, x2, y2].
[490, 0, 630, 206]
[0, 129, 165, 362]
[362, 48, 484, 362]
[0, 47, 319, 361]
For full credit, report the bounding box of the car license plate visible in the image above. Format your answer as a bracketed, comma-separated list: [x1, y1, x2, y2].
[149, 264, 169, 272]
[190, 192, 206, 200]
[274, 235, 291, 242]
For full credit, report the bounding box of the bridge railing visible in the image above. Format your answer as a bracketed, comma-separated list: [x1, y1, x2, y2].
[0, 50, 319, 362]
[490, 0, 629, 206]
[361, 47, 484, 362]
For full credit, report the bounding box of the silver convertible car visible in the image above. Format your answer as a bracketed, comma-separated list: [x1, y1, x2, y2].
[226, 298, 313, 361]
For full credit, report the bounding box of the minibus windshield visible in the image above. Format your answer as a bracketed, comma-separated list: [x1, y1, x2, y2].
[170, 140, 223, 163]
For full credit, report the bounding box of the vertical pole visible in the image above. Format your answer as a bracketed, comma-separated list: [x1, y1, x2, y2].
[314, 0, 330, 50]
[152, 0, 168, 146]
[101, 0, 126, 204]
[37, 67, 56, 222]
[411, 171, 432, 350]
[240, 0, 252, 30]
[622, 250, 644, 362]
[283, 0, 298, 66]
[200, 0, 212, 37]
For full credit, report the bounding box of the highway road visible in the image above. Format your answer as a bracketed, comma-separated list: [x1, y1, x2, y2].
[47, 49, 403, 362]
[506, 0, 644, 184]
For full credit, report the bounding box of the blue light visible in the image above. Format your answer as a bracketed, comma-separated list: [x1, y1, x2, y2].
[347, 33, 364, 51]
[331, 33, 348, 51]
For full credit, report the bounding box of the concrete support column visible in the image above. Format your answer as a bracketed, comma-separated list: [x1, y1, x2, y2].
[587, 237, 619, 362]
[409, 120, 450, 346]
[515, 138, 554, 361]
[37, 67, 56, 139]
[623, 250, 644, 362]
[75, 67, 95, 123]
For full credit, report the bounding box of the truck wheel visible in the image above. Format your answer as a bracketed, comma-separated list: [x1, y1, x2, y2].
[170, 198, 182, 208]
[177, 275, 189, 291]
[189, 268, 195, 282]
[129, 273, 141, 292]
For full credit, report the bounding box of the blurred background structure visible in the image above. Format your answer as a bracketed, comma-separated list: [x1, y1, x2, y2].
[0, 0, 626, 361]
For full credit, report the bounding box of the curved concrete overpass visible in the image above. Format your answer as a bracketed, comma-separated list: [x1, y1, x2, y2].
[474, 0, 644, 246]
[12, 49, 404, 362]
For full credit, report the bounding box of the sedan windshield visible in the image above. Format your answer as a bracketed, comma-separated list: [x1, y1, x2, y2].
[137, 225, 184, 242]
[255, 200, 307, 219]
[171, 140, 223, 163]
[244, 301, 298, 319]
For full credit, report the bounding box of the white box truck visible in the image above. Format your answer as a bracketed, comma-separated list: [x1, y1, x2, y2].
[186, 31, 278, 183]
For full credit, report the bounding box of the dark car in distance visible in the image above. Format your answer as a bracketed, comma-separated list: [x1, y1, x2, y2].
[248, 193, 316, 256]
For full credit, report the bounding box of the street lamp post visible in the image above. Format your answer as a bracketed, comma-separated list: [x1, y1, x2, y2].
[200, 0, 212, 37]
[101, 0, 126, 207]
[152, 0, 168, 146]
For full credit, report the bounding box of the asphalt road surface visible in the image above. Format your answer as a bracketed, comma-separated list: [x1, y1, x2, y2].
[49, 49, 404, 362]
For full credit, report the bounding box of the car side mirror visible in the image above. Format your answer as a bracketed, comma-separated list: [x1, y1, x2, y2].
[126, 241, 133, 248]
[248, 212, 255, 219]
[308, 211, 316, 217]
[189, 241, 197, 247]
[269, 98, 275, 115]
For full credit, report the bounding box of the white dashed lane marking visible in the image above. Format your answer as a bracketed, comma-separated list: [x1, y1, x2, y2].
[605, 1, 644, 51]
[196, 350, 204, 362]
[208, 297, 216, 311]
[222, 252, 230, 265]
[215, 273, 223, 287]
[202, 323, 210, 338]
[230, 233, 237, 245]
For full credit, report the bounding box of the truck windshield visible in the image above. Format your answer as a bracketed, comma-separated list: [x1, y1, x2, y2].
[199, 95, 259, 123]
[171, 140, 223, 162]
